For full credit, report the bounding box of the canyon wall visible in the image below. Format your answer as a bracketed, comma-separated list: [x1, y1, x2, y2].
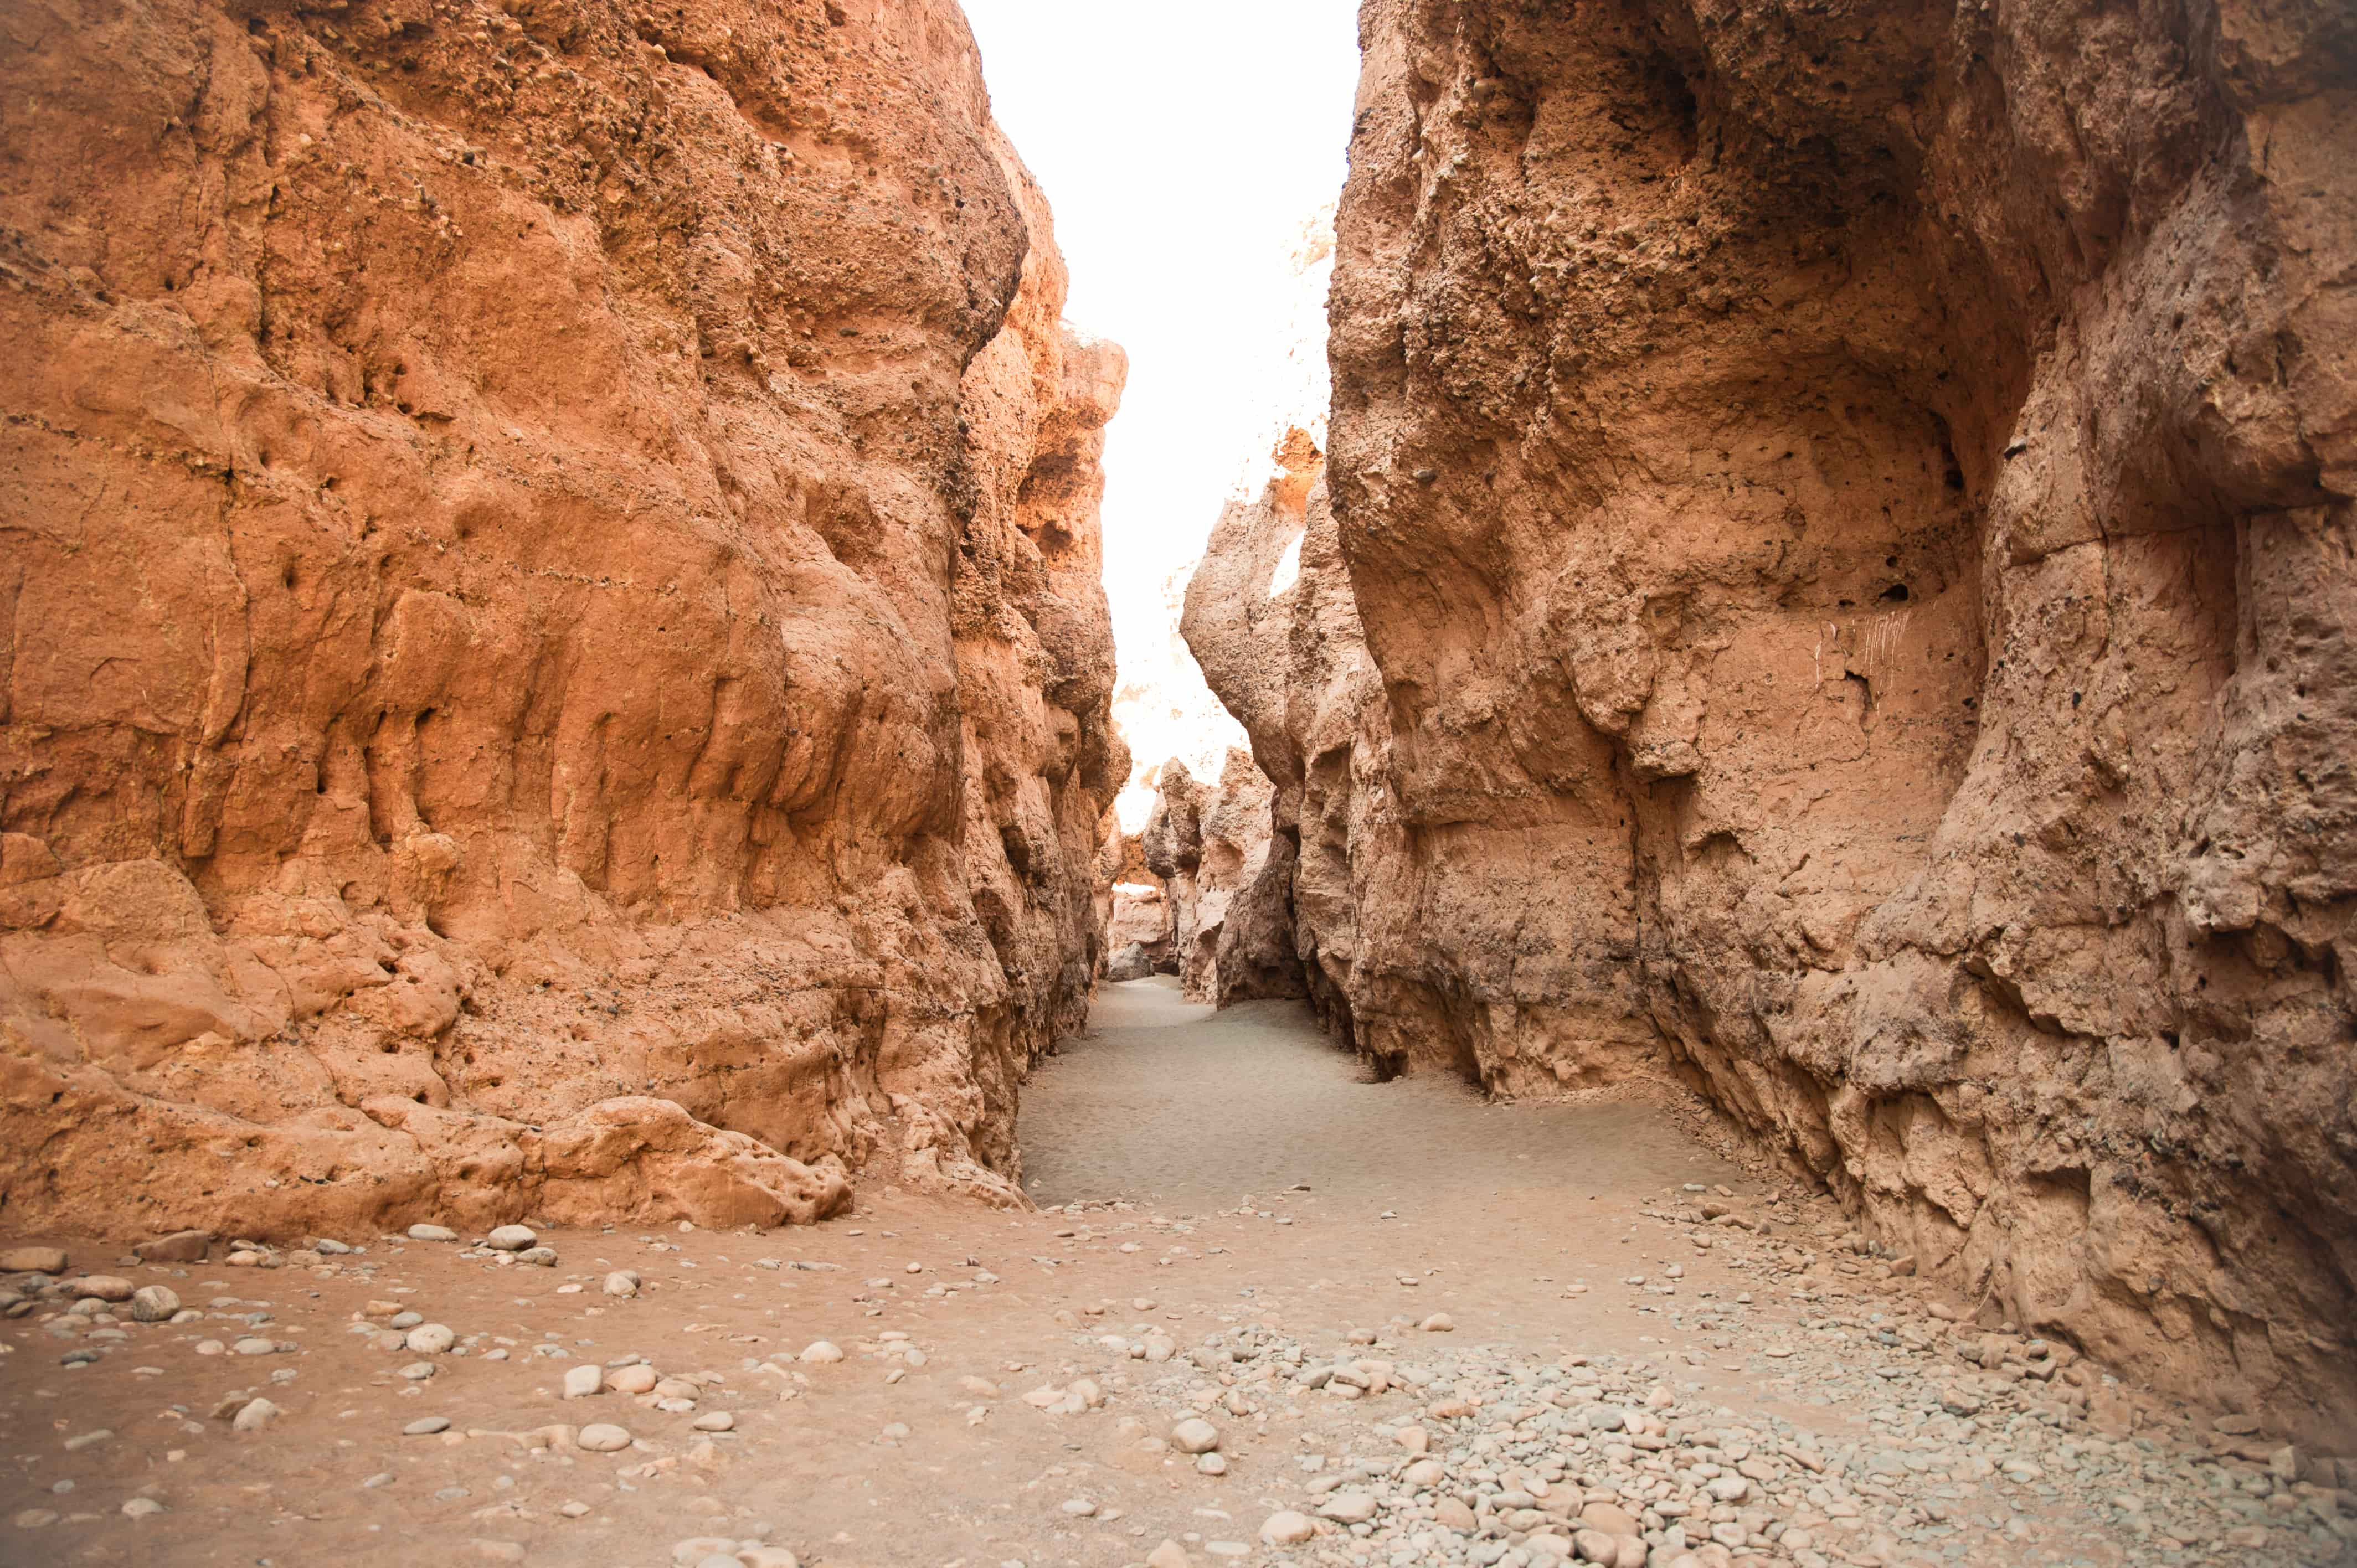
[0, 0, 1123, 1237]
[1196, 0, 2357, 1441]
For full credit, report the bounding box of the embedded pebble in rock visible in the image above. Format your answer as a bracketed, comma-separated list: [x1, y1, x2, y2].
[576, 1424, 631, 1453]
[406, 1225, 459, 1243]
[128, 1286, 179, 1322]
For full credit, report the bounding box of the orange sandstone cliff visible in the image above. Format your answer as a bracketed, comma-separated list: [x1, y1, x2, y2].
[0, 0, 1122, 1236]
[1188, 0, 2357, 1442]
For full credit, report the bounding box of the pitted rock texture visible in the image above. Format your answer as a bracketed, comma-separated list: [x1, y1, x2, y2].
[1267, 0, 2357, 1442]
[0, 0, 1120, 1236]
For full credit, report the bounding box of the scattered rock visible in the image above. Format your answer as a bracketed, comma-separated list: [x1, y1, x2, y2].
[577, 1424, 632, 1452]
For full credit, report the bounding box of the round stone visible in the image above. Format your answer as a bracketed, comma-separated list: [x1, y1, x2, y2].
[1170, 1417, 1221, 1454]
[577, 1423, 631, 1452]
[406, 1323, 456, 1354]
[606, 1364, 658, 1394]
[484, 1226, 536, 1251]
[129, 1286, 181, 1323]
[405, 1417, 451, 1436]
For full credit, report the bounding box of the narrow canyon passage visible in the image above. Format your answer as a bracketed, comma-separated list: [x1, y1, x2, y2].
[1019, 978, 1740, 1215]
[1, 0, 2353, 1562]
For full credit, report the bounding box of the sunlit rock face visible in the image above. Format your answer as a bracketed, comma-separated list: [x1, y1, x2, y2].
[1223, 0, 2357, 1442]
[0, 0, 1121, 1235]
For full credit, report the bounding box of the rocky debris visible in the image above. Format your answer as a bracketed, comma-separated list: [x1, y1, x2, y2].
[0, 0, 1121, 1244]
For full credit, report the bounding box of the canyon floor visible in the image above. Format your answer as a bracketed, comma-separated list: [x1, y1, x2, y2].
[2, 979, 2348, 1568]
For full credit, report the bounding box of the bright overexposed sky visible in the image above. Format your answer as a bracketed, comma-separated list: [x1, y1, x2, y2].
[962, 1, 1363, 826]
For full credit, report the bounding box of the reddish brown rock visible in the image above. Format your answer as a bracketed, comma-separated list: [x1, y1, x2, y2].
[0, 0, 1119, 1235]
[1259, 0, 2357, 1442]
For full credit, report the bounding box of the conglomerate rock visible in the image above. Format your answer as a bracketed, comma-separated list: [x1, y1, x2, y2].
[0, 0, 1121, 1235]
[1192, 0, 2357, 1443]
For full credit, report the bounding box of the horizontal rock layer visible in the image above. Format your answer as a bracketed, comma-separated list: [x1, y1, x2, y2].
[1195, 0, 2357, 1443]
[0, 0, 1120, 1236]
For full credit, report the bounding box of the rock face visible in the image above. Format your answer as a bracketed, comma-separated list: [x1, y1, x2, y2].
[1198, 0, 2357, 1442]
[0, 0, 1121, 1235]
[1137, 753, 1302, 1006]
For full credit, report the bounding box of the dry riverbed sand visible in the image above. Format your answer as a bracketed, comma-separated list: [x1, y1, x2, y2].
[3, 980, 2350, 1568]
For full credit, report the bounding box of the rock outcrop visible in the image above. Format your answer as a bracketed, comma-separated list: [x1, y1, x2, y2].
[1197, 0, 2357, 1442]
[1136, 752, 1301, 1006]
[0, 0, 1121, 1236]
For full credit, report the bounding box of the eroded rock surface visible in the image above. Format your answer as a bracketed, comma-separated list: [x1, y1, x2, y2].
[1137, 752, 1301, 1006]
[0, 0, 1120, 1235]
[1201, 0, 2357, 1442]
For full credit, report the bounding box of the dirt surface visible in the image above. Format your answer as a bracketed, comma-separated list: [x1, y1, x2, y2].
[2, 984, 2347, 1567]
[1020, 980, 1737, 1213]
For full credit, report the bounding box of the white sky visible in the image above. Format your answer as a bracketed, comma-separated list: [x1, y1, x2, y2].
[963, 1, 1363, 826]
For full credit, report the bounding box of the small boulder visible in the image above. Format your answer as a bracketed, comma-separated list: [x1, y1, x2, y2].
[72, 1276, 135, 1303]
[132, 1232, 210, 1265]
[406, 1224, 459, 1242]
[405, 1323, 456, 1354]
[129, 1286, 181, 1323]
[577, 1423, 631, 1452]
[1170, 1417, 1221, 1454]
[484, 1225, 537, 1251]
[1261, 1510, 1317, 1545]
[0, 1246, 66, 1275]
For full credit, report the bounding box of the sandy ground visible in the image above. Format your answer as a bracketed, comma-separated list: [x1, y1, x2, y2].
[1, 981, 2345, 1568]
